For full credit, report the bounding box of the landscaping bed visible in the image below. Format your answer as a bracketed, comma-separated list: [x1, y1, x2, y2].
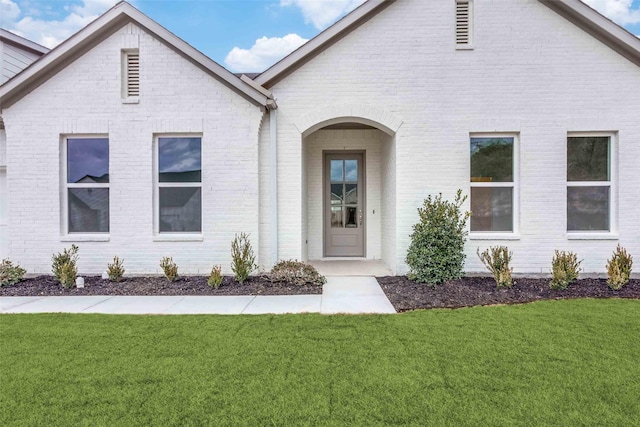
[0, 275, 322, 297]
[377, 276, 640, 312]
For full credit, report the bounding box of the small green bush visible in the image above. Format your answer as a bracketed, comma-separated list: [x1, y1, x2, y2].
[107, 256, 125, 282]
[0, 259, 26, 286]
[160, 257, 178, 282]
[52, 245, 79, 288]
[607, 245, 633, 290]
[207, 265, 223, 288]
[477, 246, 513, 288]
[406, 190, 470, 285]
[550, 250, 581, 290]
[231, 233, 257, 284]
[266, 260, 326, 286]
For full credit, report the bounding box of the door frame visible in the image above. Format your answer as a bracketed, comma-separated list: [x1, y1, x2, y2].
[322, 150, 366, 257]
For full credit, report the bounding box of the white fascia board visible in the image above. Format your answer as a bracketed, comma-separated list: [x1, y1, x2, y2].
[255, 0, 395, 88]
[539, 0, 640, 67]
[0, 29, 49, 55]
[0, 2, 269, 108]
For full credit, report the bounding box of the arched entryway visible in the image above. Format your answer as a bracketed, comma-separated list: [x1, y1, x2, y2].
[296, 104, 401, 272]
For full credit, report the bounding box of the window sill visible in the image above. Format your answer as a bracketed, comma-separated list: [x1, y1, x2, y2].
[456, 44, 474, 50]
[470, 233, 520, 241]
[567, 233, 619, 240]
[61, 235, 110, 242]
[153, 234, 203, 242]
[122, 96, 139, 104]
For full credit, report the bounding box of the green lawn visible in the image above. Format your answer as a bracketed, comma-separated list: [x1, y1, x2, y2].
[1, 299, 639, 426]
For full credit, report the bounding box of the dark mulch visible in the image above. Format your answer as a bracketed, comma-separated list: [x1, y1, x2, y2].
[0, 275, 322, 297]
[377, 276, 640, 312]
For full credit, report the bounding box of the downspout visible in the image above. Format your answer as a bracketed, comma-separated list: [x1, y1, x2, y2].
[241, 75, 279, 266]
[269, 104, 278, 266]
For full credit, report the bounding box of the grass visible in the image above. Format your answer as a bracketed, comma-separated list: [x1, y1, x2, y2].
[1, 299, 639, 426]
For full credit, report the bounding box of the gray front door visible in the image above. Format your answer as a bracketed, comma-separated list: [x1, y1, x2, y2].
[324, 153, 365, 257]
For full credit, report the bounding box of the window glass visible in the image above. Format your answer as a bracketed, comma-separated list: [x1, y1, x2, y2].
[470, 187, 513, 232]
[159, 187, 202, 232]
[567, 137, 609, 181]
[67, 138, 109, 183]
[68, 188, 110, 233]
[470, 137, 513, 182]
[158, 137, 201, 183]
[567, 186, 610, 231]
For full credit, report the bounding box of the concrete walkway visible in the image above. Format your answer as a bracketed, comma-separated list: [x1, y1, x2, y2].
[0, 276, 396, 315]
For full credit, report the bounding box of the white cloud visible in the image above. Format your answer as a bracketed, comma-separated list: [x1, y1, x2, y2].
[224, 33, 309, 72]
[583, 0, 640, 25]
[280, 0, 366, 30]
[0, 0, 120, 48]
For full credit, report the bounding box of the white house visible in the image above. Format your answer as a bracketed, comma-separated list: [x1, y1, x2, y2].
[1, 0, 639, 276]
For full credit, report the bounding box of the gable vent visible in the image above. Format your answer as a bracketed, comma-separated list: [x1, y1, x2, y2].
[126, 52, 140, 97]
[456, 0, 473, 48]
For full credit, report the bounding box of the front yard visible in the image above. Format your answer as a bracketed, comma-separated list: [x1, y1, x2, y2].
[1, 299, 639, 425]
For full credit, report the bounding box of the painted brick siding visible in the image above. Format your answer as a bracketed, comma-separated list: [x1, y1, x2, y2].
[3, 23, 265, 275]
[264, 0, 640, 274]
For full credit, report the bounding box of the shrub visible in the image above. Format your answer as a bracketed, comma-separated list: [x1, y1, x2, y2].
[607, 245, 633, 290]
[550, 250, 581, 290]
[406, 190, 470, 285]
[160, 257, 178, 282]
[0, 259, 26, 286]
[231, 233, 257, 284]
[107, 256, 125, 282]
[477, 246, 513, 288]
[207, 265, 223, 288]
[266, 260, 326, 286]
[52, 245, 79, 288]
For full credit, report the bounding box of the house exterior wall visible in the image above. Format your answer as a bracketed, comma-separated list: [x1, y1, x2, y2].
[266, 0, 640, 274]
[2, 23, 264, 275]
[304, 129, 385, 260]
[0, 130, 6, 260]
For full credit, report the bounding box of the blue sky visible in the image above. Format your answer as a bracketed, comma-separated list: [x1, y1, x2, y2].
[1, 0, 640, 72]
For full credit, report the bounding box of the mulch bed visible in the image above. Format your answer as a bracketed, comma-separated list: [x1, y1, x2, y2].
[0, 275, 322, 297]
[377, 276, 640, 312]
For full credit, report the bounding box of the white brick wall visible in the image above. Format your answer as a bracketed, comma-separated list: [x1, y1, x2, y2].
[261, 0, 640, 274]
[3, 23, 265, 275]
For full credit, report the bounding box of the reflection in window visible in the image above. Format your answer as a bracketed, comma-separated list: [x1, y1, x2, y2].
[157, 136, 202, 233]
[567, 136, 611, 231]
[470, 136, 515, 232]
[65, 137, 109, 233]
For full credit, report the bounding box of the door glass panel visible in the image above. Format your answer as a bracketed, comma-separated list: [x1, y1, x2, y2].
[346, 207, 358, 228]
[345, 160, 358, 182]
[331, 206, 343, 228]
[345, 184, 357, 204]
[330, 160, 343, 182]
[331, 184, 343, 205]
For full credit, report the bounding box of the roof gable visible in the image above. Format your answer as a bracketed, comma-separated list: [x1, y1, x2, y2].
[0, 29, 49, 56]
[0, 1, 271, 109]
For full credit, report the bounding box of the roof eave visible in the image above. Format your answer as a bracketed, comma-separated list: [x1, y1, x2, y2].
[0, 28, 50, 55]
[255, 0, 396, 88]
[539, 0, 640, 68]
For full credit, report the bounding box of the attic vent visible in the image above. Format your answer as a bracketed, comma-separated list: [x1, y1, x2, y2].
[126, 52, 140, 97]
[456, 0, 473, 48]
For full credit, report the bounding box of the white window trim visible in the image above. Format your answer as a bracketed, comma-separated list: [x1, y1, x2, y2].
[153, 134, 203, 239]
[469, 132, 520, 240]
[60, 134, 110, 240]
[566, 131, 617, 239]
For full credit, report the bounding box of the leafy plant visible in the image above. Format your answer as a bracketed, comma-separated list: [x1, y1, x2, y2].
[0, 259, 26, 286]
[160, 257, 178, 282]
[477, 246, 513, 288]
[231, 233, 257, 284]
[550, 250, 581, 290]
[406, 190, 471, 285]
[265, 260, 326, 286]
[607, 245, 633, 290]
[207, 265, 223, 288]
[52, 245, 79, 288]
[107, 256, 125, 282]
